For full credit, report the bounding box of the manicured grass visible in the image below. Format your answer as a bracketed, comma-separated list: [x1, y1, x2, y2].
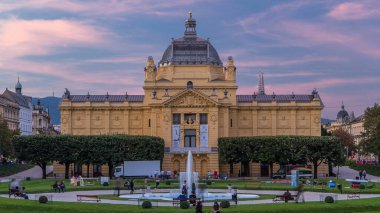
[350, 164, 380, 177]
[2, 196, 380, 212]
[0, 164, 34, 177]
[0, 178, 378, 194]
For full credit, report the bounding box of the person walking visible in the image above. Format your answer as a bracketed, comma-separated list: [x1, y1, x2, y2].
[359, 170, 363, 180]
[129, 179, 134, 194]
[295, 182, 305, 203]
[363, 170, 367, 180]
[115, 177, 122, 196]
[195, 201, 203, 213]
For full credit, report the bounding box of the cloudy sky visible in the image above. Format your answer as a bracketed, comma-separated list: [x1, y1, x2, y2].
[0, 0, 379, 119]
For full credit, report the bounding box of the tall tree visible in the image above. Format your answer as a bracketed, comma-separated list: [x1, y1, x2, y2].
[361, 103, 380, 159]
[0, 120, 13, 161]
[331, 128, 355, 158]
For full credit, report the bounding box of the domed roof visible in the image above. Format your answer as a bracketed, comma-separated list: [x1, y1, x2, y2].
[337, 104, 349, 123]
[159, 13, 222, 66]
[15, 77, 22, 90]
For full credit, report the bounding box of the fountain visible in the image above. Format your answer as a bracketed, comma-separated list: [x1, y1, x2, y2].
[119, 150, 259, 201]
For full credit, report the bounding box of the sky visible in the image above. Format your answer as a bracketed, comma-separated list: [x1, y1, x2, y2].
[0, 0, 379, 119]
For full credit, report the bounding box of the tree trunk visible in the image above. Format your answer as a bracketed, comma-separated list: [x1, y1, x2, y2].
[269, 163, 273, 178]
[87, 164, 90, 177]
[108, 162, 113, 179]
[41, 163, 47, 179]
[313, 161, 318, 179]
[65, 163, 70, 179]
[229, 162, 234, 176]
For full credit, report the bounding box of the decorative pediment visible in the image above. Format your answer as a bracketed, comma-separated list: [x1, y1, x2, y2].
[162, 89, 219, 107]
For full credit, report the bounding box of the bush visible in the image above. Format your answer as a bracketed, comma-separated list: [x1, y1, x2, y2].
[165, 180, 171, 185]
[25, 177, 31, 181]
[39, 196, 48, 204]
[324, 196, 334, 203]
[141, 201, 152, 209]
[180, 201, 190, 209]
[206, 180, 212, 185]
[220, 200, 230, 208]
[359, 184, 366, 189]
[103, 182, 109, 186]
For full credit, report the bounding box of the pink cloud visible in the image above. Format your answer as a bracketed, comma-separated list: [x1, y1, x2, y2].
[328, 1, 380, 21]
[0, 18, 110, 60]
[0, 0, 202, 17]
[235, 56, 342, 68]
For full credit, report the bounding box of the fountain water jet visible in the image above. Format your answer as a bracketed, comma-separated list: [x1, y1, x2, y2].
[119, 150, 259, 201]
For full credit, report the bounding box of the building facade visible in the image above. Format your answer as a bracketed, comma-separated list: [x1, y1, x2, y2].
[2, 79, 33, 135]
[0, 94, 20, 130]
[32, 99, 51, 135]
[58, 14, 324, 178]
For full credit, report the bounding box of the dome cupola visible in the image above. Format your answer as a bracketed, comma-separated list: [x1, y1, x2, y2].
[337, 103, 349, 123]
[159, 12, 222, 66]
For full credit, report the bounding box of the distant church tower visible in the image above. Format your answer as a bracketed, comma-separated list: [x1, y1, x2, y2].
[15, 76, 22, 94]
[258, 72, 265, 95]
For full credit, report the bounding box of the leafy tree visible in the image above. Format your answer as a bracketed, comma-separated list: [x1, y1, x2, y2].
[331, 128, 355, 158]
[0, 120, 13, 161]
[321, 125, 331, 136]
[55, 135, 80, 179]
[361, 103, 380, 159]
[13, 135, 57, 179]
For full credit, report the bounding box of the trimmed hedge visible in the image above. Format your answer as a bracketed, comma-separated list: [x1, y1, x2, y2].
[180, 201, 190, 209]
[220, 200, 230, 208]
[324, 196, 334, 203]
[142, 201, 152, 209]
[13, 135, 165, 179]
[218, 136, 342, 178]
[39, 196, 48, 204]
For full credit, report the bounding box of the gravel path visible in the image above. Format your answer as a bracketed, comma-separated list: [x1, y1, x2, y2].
[333, 166, 380, 182]
[2, 165, 53, 180]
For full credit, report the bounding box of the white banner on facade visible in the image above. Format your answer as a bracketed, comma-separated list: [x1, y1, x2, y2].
[200, 124, 208, 147]
[172, 125, 180, 147]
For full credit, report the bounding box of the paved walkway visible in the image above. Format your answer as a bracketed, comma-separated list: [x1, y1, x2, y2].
[333, 166, 380, 182]
[1, 165, 53, 181]
[2, 189, 380, 206]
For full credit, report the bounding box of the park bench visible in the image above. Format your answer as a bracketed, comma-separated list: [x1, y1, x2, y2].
[347, 192, 360, 200]
[8, 188, 23, 199]
[273, 194, 297, 203]
[172, 197, 200, 207]
[77, 195, 101, 202]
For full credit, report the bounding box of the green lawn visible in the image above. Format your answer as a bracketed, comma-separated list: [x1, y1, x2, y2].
[0, 178, 378, 194]
[0, 164, 34, 177]
[2, 197, 380, 212]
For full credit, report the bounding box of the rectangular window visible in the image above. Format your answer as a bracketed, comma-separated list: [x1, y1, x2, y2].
[184, 129, 196, 147]
[173, 114, 181, 125]
[200, 113, 208, 124]
[184, 113, 196, 124]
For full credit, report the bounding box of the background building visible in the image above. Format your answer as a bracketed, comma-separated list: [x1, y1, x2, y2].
[0, 94, 20, 130]
[32, 99, 51, 135]
[58, 14, 324, 178]
[2, 79, 32, 135]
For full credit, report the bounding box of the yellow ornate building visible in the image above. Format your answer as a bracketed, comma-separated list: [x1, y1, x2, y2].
[58, 14, 324, 178]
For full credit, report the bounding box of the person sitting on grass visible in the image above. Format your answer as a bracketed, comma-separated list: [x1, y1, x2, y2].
[59, 181, 66, 193]
[212, 201, 221, 213]
[196, 201, 203, 213]
[19, 187, 29, 199]
[189, 191, 197, 206]
[283, 189, 291, 203]
[52, 181, 61, 193]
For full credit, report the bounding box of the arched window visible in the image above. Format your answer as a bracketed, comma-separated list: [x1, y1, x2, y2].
[187, 81, 193, 89]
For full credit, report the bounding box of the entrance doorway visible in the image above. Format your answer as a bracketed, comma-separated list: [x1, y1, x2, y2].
[184, 129, 196, 147]
[241, 162, 250, 177]
[260, 163, 269, 177]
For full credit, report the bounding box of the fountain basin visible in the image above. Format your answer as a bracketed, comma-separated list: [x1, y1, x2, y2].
[119, 193, 259, 201]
